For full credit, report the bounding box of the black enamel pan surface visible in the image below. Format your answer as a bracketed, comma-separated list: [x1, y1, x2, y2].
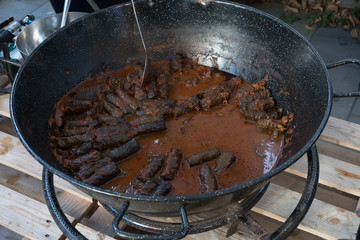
[10, 0, 331, 216]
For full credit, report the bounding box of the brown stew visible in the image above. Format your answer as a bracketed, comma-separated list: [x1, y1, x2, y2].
[49, 53, 291, 196]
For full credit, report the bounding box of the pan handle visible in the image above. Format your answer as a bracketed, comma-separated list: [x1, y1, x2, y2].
[112, 203, 189, 240]
[326, 58, 360, 98]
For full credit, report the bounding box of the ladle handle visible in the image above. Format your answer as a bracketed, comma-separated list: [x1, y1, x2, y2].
[60, 0, 72, 28]
[112, 203, 189, 240]
[326, 58, 360, 98]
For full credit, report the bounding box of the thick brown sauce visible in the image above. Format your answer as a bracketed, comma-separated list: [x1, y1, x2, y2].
[103, 62, 283, 196]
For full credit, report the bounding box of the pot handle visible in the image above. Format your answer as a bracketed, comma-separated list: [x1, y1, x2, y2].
[326, 58, 360, 98]
[112, 202, 189, 240]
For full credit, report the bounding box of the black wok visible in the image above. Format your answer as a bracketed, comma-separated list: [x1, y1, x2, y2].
[11, 0, 331, 219]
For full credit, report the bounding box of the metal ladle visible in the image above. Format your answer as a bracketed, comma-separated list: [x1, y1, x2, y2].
[131, 0, 151, 87]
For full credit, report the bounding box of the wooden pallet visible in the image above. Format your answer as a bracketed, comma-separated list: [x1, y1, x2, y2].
[0, 93, 358, 240]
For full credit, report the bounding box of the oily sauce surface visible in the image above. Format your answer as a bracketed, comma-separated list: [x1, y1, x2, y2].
[103, 62, 283, 196]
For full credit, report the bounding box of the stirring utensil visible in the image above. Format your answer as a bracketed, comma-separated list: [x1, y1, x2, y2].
[60, 0, 72, 28]
[131, 0, 151, 87]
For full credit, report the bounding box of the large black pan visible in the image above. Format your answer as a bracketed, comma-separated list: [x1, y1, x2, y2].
[11, 0, 331, 218]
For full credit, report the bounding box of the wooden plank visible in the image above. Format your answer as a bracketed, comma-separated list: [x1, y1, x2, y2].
[0, 184, 115, 240]
[317, 139, 360, 166]
[320, 117, 360, 151]
[253, 184, 360, 240]
[75, 224, 115, 240]
[0, 163, 45, 203]
[0, 162, 96, 222]
[0, 225, 24, 240]
[0, 131, 92, 202]
[0, 184, 64, 240]
[286, 152, 360, 197]
[272, 171, 358, 213]
[0, 94, 10, 118]
[80, 206, 119, 238]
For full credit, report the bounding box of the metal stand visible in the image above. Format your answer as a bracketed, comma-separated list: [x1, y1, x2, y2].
[0, 42, 15, 93]
[43, 144, 319, 240]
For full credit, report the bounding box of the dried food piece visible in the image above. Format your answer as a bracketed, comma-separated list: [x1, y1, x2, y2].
[61, 127, 88, 137]
[213, 152, 237, 172]
[136, 156, 164, 182]
[126, 178, 172, 196]
[240, 89, 271, 103]
[160, 148, 183, 180]
[236, 75, 268, 98]
[64, 151, 100, 171]
[111, 84, 138, 111]
[63, 119, 99, 129]
[94, 125, 132, 147]
[77, 158, 121, 186]
[199, 84, 231, 110]
[98, 114, 130, 126]
[57, 134, 93, 149]
[103, 138, 141, 162]
[105, 92, 134, 115]
[95, 133, 132, 147]
[199, 165, 218, 193]
[139, 178, 159, 195]
[256, 117, 288, 132]
[137, 99, 176, 116]
[130, 115, 164, 127]
[63, 100, 92, 115]
[153, 179, 172, 196]
[186, 148, 221, 167]
[245, 97, 275, 111]
[100, 100, 123, 118]
[225, 76, 244, 91]
[132, 120, 167, 136]
[173, 95, 201, 118]
[123, 72, 139, 92]
[146, 77, 158, 99]
[134, 87, 147, 101]
[132, 61, 145, 78]
[256, 117, 289, 141]
[68, 142, 93, 156]
[157, 73, 170, 98]
[171, 52, 186, 72]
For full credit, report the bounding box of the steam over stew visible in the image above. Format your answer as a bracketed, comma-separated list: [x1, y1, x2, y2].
[49, 53, 292, 196]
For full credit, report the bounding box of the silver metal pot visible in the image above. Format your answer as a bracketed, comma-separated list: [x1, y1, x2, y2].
[16, 12, 87, 58]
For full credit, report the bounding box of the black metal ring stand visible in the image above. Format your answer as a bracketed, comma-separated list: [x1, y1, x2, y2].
[43, 144, 319, 240]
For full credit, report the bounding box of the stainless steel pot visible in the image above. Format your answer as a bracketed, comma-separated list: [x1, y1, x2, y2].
[16, 12, 87, 58]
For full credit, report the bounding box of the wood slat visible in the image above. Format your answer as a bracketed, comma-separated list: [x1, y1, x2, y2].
[320, 117, 360, 151]
[286, 152, 360, 197]
[75, 224, 115, 240]
[253, 184, 360, 240]
[0, 94, 9, 118]
[0, 131, 91, 202]
[0, 184, 65, 240]
[0, 184, 115, 240]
